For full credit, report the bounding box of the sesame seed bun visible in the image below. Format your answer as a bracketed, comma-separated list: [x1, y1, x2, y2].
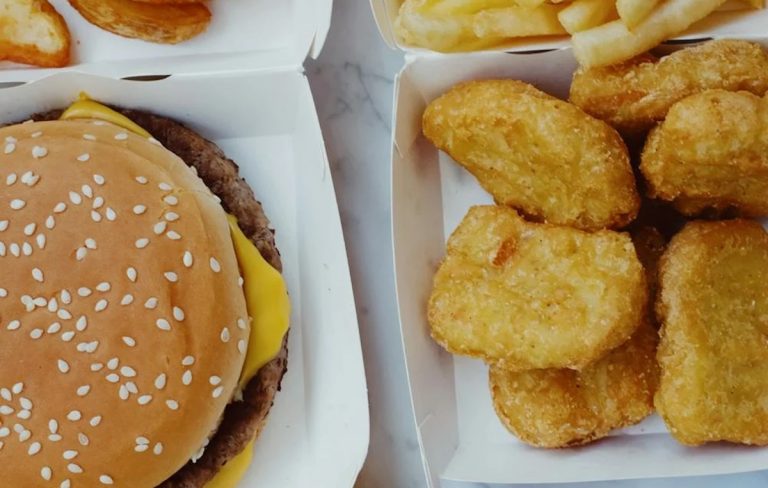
[0, 110, 285, 487]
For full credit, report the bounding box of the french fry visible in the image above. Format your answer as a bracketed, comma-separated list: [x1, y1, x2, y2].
[515, 0, 547, 7]
[473, 5, 567, 39]
[616, 0, 660, 28]
[572, 0, 727, 68]
[426, 0, 522, 16]
[558, 0, 616, 34]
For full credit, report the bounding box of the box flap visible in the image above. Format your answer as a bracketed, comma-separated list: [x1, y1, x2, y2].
[371, 0, 768, 54]
[0, 0, 333, 82]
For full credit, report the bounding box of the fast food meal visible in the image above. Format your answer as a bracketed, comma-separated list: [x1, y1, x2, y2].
[422, 80, 639, 230]
[655, 220, 768, 446]
[68, 0, 212, 44]
[570, 40, 768, 134]
[428, 205, 646, 371]
[490, 320, 658, 448]
[641, 89, 768, 217]
[0, 0, 71, 67]
[394, 0, 764, 65]
[0, 96, 290, 486]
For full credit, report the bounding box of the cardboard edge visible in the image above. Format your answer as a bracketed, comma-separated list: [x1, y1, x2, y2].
[370, 0, 398, 49]
[310, 0, 334, 58]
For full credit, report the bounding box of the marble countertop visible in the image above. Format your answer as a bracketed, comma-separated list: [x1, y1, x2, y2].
[306, 1, 768, 487]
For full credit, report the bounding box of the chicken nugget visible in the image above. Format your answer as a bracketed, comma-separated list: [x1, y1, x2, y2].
[423, 79, 639, 231]
[641, 90, 768, 218]
[490, 320, 658, 448]
[630, 225, 666, 322]
[428, 205, 646, 370]
[656, 220, 768, 446]
[570, 40, 768, 134]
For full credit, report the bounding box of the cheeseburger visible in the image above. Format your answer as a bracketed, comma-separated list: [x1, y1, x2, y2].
[0, 97, 290, 487]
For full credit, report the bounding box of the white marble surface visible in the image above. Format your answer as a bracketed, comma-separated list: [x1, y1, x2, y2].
[306, 1, 768, 487]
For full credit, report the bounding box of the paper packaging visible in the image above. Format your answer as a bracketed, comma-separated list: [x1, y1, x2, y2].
[0, 0, 370, 486]
[370, 0, 768, 54]
[391, 40, 768, 486]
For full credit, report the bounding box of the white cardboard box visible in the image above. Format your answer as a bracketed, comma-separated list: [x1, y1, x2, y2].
[0, 2, 370, 487]
[389, 29, 768, 488]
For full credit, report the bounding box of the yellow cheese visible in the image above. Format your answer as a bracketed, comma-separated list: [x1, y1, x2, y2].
[60, 94, 152, 138]
[203, 441, 254, 488]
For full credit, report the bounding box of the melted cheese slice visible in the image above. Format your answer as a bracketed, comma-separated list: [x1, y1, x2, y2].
[59, 98, 291, 488]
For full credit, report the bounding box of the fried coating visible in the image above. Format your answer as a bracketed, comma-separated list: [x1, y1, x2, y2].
[428, 205, 647, 370]
[490, 320, 658, 448]
[0, 0, 71, 67]
[630, 225, 666, 319]
[423, 79, 639, 231]
[641, 90, 768, 218]
[570, 40, 768, 134]
[655, 220, 768, 446]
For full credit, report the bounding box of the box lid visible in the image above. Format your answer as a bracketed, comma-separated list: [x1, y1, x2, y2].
[0, 0, 333, 82]
[371, 0, 768, 54]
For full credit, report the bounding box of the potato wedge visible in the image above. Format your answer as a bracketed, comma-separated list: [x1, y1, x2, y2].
[68, 0, 211, 44]
[0, 0, 70, 67]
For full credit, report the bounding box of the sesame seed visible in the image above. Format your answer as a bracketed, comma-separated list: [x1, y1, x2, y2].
[158, 182, 172, 191]
[0, 406, 13, 415]
[69, 192, 82, 205]
[9, 243, 19, 257]
[31, 131, 42, 138]
[126, 267, 137, 282]
[93, 174, 105, 185]
[85, 238, 97, 249]
[31, 267, 44, 282]
[91, 210, 102, 222]
[122, 336, 136, 347]
[76, 385, 90, 397]
[94, 299, 108, 312]
[28, 441, 41, 455]
[165, 212, 179, 221]
[220, 327, 230, 343]
[12, 383, 22, 394]
[19, 430, 30, 442]
[107, 357, 119, 370]
[57, 309, 72, 320]
[182, 251, 193, 267]
[10, 199, 25, 210]
[89, 416, 101, 427]
[163, 195, 178, 206]
[166, 230, 181, 240]
[46, 296, 57, 311]
[0, 427, 7, 437]
[133, 205, 147, 215]
[83, 133, 96, 141]
[61, 331, 75, 342]
[237, 318, 246, 330]
[58, 359, 70, 373]
[182, 355, 195, 366]
[0, 220, 7, 231]
[99, 475, 114, 485]
[136, 436, 149, 445]
[120, 366, 136, 377]
[120, 294, 134, 306]
[76, 247, 87, 261]
[90, 363, 103, 372]
[21, 172, 39, 187]
[210, 257, 221, 273]
[154, 374, 166, 390]
[135, 176, 148, 184]
[212, 386, 224, 399]
[96, 281, 111, 292]
[135, 444, 149, 452]
[45, 215, 55, 229]
[17, 409, 30, 419]
[106, 374, 119, 383]
[156, 318, 171, 331]
[0, 288, 6, 298]
[106, 207, 116, 221]
[31, 146, 47, 159]
[153, 221, 167, 235]
[48, 420, 58, 433]
[138, 395, 152, 405]
[67, 410, 81, 421]
[153, 442, 163, 455]
[182, 370, 192, 385]
[76, 315, 88, 331]
[0, 242, 6, 256]
[47, 322, 61, 334]
[23, 223, 35, 236]
[209, 376, 222, 385]
[78, 433, 89, 446]
[6, 173, 16, 185]
[67, 463, 82, 474]
[21, 242, 31, 256]
[164, 272, 178, 283]
[165, 400, 179, 410]
[2, 320, 15, 331]
[81, 184, 93, 198]
[63, 450, 78, 460]
[125, 381, 138, 394]
[33, 296, 47, 307]
[92, 197, 104, 210]
[36, 234, 46, 249]
[135, 238, 149, 249]
[4, 136, 15, 143]
[119, 385, 129, 400]
[144, 297, 158, 309]
[30, 328, 43, 339]
[77, 153, 90, 162]
[4, 143, 15, 154]
[115, 132, 128, 140]
[238, 340, 247, 354]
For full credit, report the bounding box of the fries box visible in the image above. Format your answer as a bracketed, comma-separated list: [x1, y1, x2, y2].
[388, 13, 768, 487]
[0, 1, 370, 487]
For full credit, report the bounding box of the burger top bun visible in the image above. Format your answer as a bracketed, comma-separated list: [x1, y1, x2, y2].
[0, 119, 249, 487]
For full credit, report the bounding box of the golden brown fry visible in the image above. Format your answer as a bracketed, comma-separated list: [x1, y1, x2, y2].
[490, 320, 658, 448]
[0, 0, 70, 67]
[641, 90, 768, 217]
[473, 5, 567, 39]
[558, 0, 616, 35]
[570, 40, 768, 134]
[68, 0, 211, 44]
[655, 220, 768, 445]
[423, 79, 639, 230]
[616, 0, 660, 28]
[428, 206, 647, 370]
[571, 0, 727, 68]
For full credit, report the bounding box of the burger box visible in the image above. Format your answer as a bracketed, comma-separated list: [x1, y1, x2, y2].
[0, 1, 370, 487]
[377, 1, 768, 485]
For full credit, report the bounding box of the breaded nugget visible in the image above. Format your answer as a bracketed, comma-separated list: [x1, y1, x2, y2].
[428, 205, 646, 370]
[423, 80, 639, 231]
[656, 220, 768, 446]
[630, 225, 666, 320]
[641, 90, 768, 217]
[570, 40, 768, 134]
[490, 320, 658, 448]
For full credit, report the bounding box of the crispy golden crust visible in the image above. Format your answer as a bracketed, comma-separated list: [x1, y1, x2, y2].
[570, 40, 768, 135]
[655, 220, 768, 446]
[423, 79, 639, 231]
[68, 0, 210, 44]
[0, 0, 71, 67]
[630, 225, 666, 323]
[490, 320, 658, 448]
[641, 90, 768, 218]
[428, 205, 646, 370]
